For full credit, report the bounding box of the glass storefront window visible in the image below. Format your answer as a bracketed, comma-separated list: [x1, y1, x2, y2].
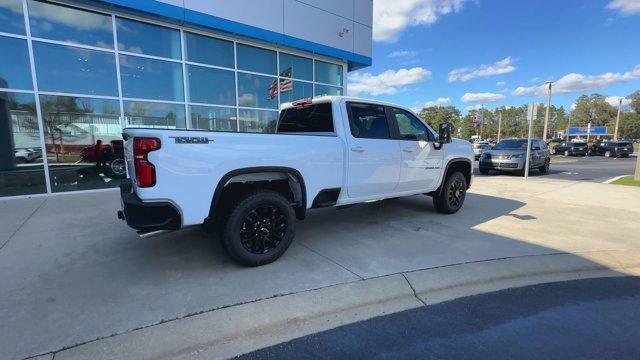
[0, 91, 46, 196]
[124, 101, 186, 129]
[0, 36, 32, 90]
[0, 0, 26, 35]
[314, 84, 343, 97]
[34, 42, 118, 96]
[116, 17, 181, 59]
[315, 60, 343, 86]
[279, 80, 312, 104]
[39, 95, 122, 192]
[187, 65, 235, 106]
[279, 53, 312, 81]
[184, 32, 233, 68]
[119, 55, 184, 101]
[189, 105, 236, 131]
[237, 73, 278, 109]
[28, 0, 113, 49]
[237, 44, 276, 75]
[238, 109, 278, 133]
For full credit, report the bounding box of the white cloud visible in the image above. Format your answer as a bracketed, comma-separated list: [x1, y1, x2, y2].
[605, 96, 632, 107]
[570, 103, 577, 111]
[419, 97, 452, 108]
[461, 92, 506, 103]
[448, 57, 516, 82]
[465, 104, 483, 111]
[607, 0, 640, 15]
[512, 64, 640, 96]
[348, 67, 432, 96]
[373, 0, 471, 42]
[388, 50, 417, 58]
[496, 81, 506, 87]
[28, 2, 113, 32]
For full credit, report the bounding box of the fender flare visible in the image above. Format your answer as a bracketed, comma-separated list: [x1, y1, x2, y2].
[207, 166, 307, 221]
[433, 157, 472, 195]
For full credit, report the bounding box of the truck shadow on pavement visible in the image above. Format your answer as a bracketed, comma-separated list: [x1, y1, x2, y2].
[0, 190, 636, 360]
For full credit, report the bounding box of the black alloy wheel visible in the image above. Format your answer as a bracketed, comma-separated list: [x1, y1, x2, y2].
[447, 176, 465, 208]
[222, 190, 296, 266]
[239, 205, 287, 254]
[433, 171, 467, 214]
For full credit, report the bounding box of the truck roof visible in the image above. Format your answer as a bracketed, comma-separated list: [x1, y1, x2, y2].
[280, 96, 419, 115]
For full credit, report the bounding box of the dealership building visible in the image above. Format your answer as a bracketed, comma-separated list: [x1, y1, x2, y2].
[0, 0, 372, 198]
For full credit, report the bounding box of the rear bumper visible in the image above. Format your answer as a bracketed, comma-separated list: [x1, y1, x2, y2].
[118, 179, 181, 231]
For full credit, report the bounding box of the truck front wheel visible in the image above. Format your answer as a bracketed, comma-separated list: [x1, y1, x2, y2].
[433, 171, 467, 214]
[221, 190, 296, 266]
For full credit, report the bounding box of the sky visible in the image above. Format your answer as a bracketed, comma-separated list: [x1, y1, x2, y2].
[347, 0, 640, 113]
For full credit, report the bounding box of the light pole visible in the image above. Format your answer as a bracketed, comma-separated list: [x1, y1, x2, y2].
[497, 111, 502, 141]
[543, 81, 553, 141]
[614, 97, 622, 140]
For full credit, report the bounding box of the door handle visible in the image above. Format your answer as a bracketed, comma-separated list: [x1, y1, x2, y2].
[402, 148, 414, 153]
[350, 146, 365, 152]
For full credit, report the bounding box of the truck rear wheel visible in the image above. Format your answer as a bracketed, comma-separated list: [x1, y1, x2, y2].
[433, 171, 467, 214]
[221, 190, 296, 266]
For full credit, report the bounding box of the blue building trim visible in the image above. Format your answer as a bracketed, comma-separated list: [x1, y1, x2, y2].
[90, 0, 371, 71]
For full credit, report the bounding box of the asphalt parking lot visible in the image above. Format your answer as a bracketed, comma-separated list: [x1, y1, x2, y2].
[475, 155, 636, 182]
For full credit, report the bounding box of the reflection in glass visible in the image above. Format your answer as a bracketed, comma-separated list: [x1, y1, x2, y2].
[238, 109, 278, 133]
[279, 80, 312, 104]
[0, 91, 46, 196]
[116, 17, 181, 59]
[187, 65, 235, 106]
[185, 32, 233, 68]
[28, 0, 113, 48]
[237, 73, 278, 109]
[124, 101, 186, 129]
[39, 95, 122, 193]
[0, 36, 32, 90]
[279, 53, 312, 81]
[236, 44, 276, 75]
[34, 42, 118, 96]
[314, 84, 343, 97]
[0, 0, 25, 35]
[119, 55, 184, 101]
[315, 60, 343, 86]
[190, 105, 236, 131]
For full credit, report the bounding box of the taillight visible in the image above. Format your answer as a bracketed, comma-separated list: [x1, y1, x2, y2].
[133, 137, 160, 187]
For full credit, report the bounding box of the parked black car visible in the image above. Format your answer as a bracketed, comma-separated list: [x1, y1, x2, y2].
[589, 140, 634, 158]
[552, 141, 588, 156]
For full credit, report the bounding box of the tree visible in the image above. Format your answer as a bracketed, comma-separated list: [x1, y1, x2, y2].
[570, 94, 617, 128]
[418, 106, 461, 130]
[628, 90, 640, 114]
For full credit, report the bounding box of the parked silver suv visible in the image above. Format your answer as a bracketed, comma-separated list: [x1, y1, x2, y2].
[479, 138, 550, 176]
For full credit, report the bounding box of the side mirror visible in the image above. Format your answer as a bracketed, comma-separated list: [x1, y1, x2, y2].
[438, 123, 452, 144]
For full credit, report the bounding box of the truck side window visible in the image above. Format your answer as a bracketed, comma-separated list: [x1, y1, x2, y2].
[389, 107, 432, 141]
[347, 103, 391, 139]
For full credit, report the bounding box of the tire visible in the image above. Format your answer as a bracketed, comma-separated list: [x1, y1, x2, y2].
[538, 158, 550, 174]
[605, 150, 611, 158]
[564, 150, 570, 156]
[105, 158, 126, 178]
[221, 190, 296, 267]
[433, 171, 467, 214]
[621, 154, 629, 158]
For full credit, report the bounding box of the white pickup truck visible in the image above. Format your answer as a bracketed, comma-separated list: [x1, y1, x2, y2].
[118, 96, 474, 266]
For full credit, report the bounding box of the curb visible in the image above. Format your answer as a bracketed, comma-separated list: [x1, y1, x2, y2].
[50, 250, 640, 360]
[603, 175, 631, 184]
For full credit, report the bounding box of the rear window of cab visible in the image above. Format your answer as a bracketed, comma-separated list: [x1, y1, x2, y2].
[277, 103, 334, 133]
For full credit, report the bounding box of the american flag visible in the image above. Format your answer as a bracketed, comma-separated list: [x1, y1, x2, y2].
[268, 67, 294, 99]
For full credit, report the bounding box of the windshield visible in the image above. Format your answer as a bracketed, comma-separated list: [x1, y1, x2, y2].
[493, 139, 528, 150]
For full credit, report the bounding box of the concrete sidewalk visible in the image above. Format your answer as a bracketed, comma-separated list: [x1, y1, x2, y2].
[1, 177, 639, 359]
